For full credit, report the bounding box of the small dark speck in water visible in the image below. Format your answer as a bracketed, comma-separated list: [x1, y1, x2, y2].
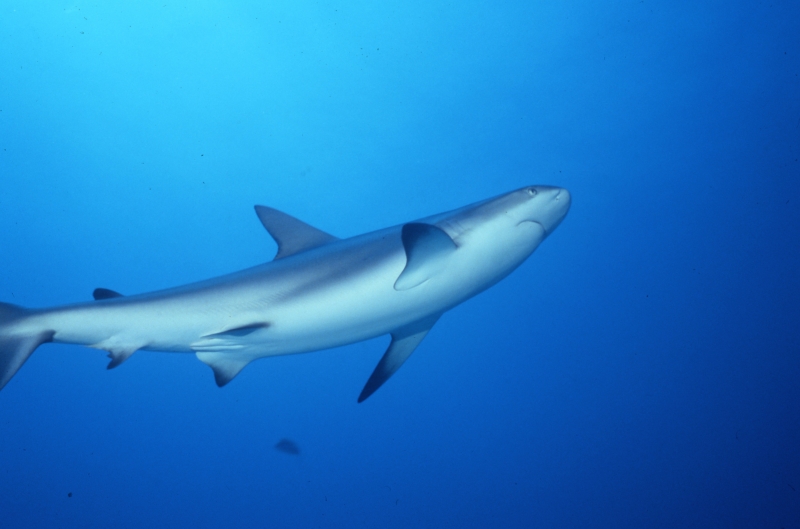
[68, 492, 72, 498]
[275, 438, 300, 455]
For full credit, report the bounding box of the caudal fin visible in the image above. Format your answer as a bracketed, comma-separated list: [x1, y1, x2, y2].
[0, 302, 54, 390]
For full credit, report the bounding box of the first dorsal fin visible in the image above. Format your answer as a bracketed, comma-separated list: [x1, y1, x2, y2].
[254, 205, 338, 260]
[93, 288, 124, 300]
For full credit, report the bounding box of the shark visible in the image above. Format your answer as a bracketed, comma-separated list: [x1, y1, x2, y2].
[0, 185, 570, 401]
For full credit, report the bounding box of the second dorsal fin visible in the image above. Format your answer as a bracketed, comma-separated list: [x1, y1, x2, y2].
[93, 288, 124, 300]
[254, 206, 338, 260]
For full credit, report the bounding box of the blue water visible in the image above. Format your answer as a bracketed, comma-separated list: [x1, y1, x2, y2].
[1, 1, 799, 527]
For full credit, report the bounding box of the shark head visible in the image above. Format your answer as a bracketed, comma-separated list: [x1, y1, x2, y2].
[434, 185, 571, 245]
[398, 185, 571, 296]
[511, 185, 572, 236]
[463, 184, 570, 257]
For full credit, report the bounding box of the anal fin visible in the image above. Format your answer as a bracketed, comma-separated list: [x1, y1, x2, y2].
[196, 351, 257, 387]
[106, 347, 137, 369]
[90, 338, 142, 369]
[358, 314, 440, 403]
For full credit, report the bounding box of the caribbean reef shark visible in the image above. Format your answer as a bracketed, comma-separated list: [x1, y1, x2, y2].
[0, 186, 570, 401]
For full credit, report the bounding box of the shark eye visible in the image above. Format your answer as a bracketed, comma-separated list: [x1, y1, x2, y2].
[526, 188, 537, 196]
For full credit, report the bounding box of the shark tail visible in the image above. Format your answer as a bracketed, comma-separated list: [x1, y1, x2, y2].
[0, 302, 54, 391]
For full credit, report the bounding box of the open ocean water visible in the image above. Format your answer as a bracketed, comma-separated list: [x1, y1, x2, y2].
[1, 1, 799, 527]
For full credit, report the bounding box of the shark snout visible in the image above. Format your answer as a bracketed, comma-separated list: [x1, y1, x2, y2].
[527, 186, 571, 235]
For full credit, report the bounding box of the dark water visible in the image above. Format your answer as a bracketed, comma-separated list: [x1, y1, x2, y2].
[1, 1, 798, 527]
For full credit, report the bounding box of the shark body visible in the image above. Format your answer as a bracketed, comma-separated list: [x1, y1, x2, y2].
[0, 186, 570, 400]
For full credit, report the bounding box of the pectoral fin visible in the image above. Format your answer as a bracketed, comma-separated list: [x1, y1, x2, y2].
[394, 223, 457, 291]
[358, 314, 440, 403]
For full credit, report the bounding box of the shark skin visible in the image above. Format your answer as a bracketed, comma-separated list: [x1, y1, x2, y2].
[0, 186, 571, 401]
